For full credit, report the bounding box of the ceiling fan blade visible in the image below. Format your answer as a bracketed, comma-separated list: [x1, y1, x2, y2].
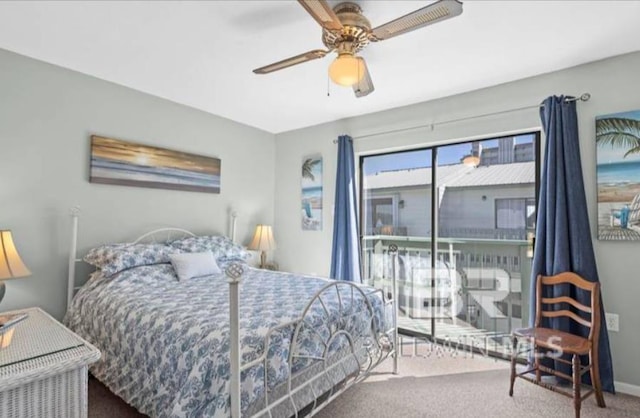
[253, 50, 329, 74]
[353, 58, 374, 98]
[371, 0, 463, 41]
[297, 0, 343, 31]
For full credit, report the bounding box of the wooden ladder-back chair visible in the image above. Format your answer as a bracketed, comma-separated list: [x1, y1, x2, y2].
[509, 272, 605, 418]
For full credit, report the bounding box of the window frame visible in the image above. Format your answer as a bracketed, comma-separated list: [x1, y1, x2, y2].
[363, 193, 400, 234]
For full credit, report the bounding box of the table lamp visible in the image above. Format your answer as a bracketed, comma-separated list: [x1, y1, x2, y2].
[0, 230, 31, 304]
[247, 225, 276, 269]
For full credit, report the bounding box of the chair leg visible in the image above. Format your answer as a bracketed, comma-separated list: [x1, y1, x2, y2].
[573, 354, 581, 418]
[534, 345, 541, 383]
[509, 336, 518, 396]
[590, 349, 606, 408]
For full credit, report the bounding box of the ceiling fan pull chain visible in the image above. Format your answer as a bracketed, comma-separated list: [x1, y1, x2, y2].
[358, 56, 362, 86]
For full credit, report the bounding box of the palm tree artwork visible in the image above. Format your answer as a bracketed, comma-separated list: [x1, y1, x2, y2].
[302, 158, 320, 181]
[596, 110, 640, 240]
[596, 117, 640, 157]
[301, 156, 323, 231]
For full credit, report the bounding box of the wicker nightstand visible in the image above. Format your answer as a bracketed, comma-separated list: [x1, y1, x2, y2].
[0, 307, 100, 418]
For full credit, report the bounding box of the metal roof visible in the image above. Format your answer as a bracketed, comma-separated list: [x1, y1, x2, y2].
[363, 161, 535, 190]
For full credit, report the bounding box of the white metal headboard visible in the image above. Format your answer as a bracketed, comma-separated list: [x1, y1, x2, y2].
[66, 207, 239, 310]
[132, 228, 196, 244]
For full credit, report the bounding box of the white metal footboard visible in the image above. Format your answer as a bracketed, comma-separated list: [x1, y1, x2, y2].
[225, 264, 397, 418]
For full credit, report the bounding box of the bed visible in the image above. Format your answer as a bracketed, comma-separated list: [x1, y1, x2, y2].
[63, 211, 397, 418]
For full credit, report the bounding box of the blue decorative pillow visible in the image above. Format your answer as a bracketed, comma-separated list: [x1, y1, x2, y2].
[169, 235, 251, 262]
[84, 243, 175, 277]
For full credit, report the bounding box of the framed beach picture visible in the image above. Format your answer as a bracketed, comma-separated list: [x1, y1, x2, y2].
[90, 135, 221, 193]
[301, 155, 322, 231]
[596, 109, 640, 240]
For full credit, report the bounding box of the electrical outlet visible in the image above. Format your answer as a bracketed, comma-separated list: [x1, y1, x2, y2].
[605, 313, 619, 332]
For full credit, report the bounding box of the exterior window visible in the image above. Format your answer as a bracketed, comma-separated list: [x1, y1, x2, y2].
[364, 196, 398, 234]
[496, 198, 536, 229]
[525, 198, 536, 229]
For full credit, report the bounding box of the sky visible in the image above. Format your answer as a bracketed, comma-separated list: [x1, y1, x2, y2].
[362, 134, 535, 175]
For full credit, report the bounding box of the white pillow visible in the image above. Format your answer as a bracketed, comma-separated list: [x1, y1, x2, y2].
[169, 251, 221, 281]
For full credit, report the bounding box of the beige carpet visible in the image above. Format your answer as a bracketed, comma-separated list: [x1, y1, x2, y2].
[88, 355, 640, 417]
[316, 357, 640, 418]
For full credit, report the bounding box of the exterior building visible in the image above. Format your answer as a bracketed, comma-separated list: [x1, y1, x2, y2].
[473, 136, 535, 166]
[363, 160, 535, 239]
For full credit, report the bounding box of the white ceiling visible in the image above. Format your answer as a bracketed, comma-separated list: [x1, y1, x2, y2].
[0, 1, 639, 134]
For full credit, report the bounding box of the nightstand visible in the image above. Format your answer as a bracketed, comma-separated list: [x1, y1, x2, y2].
[0, 307, 100, 418]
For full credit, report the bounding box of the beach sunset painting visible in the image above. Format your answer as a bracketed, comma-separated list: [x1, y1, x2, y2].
[90, 136, 221, 193]
[596, 109, 640, 240]
[302, 155, 322, 231]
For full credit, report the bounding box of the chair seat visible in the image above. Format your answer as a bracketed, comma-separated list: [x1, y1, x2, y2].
[514, 327, 591, 355]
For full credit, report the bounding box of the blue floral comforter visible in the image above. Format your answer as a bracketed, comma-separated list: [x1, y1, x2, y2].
[65, 264, 387, 417]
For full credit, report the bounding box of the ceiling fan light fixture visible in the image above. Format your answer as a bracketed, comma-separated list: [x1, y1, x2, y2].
[328, 53, 365, 87]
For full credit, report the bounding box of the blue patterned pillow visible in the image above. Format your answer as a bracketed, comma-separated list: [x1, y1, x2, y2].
[84, 243, 175, 277]
[169, 235, 251, 262]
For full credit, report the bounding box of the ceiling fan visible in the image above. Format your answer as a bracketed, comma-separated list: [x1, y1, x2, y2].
[253, 0, 463, 98]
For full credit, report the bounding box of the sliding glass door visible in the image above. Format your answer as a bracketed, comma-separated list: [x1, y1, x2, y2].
[360, 133, 539, 356]
[361, 149, 434, 336]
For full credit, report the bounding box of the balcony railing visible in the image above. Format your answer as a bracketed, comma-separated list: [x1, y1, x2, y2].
[361, 233, 531, 348]
[368, 227, 529, 241]
[439, 227, 528, 241]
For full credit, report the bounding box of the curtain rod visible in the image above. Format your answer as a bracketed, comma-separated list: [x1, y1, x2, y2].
[333, 93, 591, 143]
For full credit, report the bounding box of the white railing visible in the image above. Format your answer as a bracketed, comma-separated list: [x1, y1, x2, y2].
[362, 234, 530, 339]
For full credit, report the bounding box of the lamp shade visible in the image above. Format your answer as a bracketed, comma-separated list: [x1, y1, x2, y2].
[247, 225, 276, 252]
[0, 230, 31, 280]
[329, 54, 365, 87]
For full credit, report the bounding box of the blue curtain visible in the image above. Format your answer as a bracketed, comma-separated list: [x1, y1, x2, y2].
[330, 135, 362, 282]
[530, 95, 614, 392]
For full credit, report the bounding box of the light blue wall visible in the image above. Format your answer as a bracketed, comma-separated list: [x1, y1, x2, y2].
[0, 48, 276, 319]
